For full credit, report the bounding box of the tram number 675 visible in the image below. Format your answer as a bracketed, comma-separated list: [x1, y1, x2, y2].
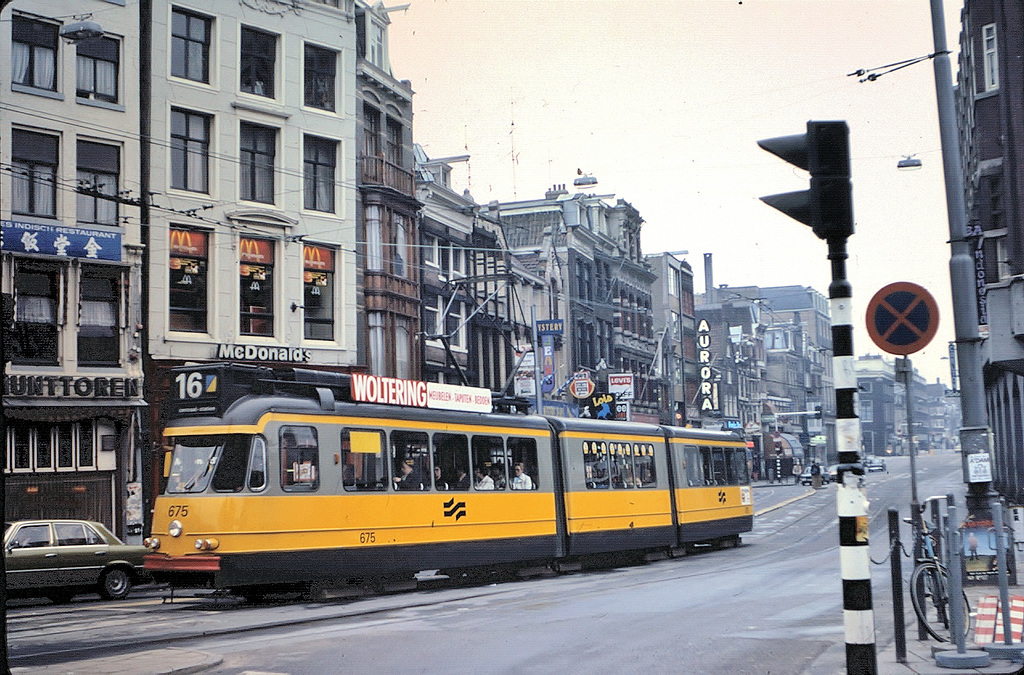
[359, 532, 376, 544]
[168, 505, 189, 517]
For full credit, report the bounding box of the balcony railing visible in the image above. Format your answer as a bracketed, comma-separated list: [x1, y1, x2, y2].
[359, 155, 414, 197]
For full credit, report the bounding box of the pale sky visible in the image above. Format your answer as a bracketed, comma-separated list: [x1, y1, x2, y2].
[388, 0, 965, 386]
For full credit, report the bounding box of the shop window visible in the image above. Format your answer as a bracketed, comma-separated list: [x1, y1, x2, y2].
[472, 435, 506, 490]
[239, 237, 274, 336]
[76, 36, 118, 102]
[508, 437, 539, 490]
[280, 426, 319, 491]
[12, 264, 60, 365]
[303, 245, 334, 340]
[584, 440, 609, 489]
[12, 15, 58, 91]
[77, 140, 120, 225]
[342, 429, 386, 491]
[432, 433, 470, 491]
[78, 422, 94, 468]
[36, 426, 52, 469]
[391, 430, 429, 491]
[169, 228, 208, 332]
[78, 267, 121, 366]
[57, 423, 74, 469]
[12, 426, 31, 470]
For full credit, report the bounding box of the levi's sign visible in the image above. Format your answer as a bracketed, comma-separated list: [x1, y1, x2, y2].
[351, 373, 492, 413]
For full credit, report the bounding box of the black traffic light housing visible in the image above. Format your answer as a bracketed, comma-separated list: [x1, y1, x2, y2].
[758, 121, 853, 241]
[814, 403, 822, 419]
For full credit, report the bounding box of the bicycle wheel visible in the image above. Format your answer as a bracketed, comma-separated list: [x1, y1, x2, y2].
[909, 562, 970, 642]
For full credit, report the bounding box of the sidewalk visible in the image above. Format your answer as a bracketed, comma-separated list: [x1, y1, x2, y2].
[10, 647, 223, 675]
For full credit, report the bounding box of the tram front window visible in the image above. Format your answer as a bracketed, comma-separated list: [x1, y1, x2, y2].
[166, 435, 251, 493]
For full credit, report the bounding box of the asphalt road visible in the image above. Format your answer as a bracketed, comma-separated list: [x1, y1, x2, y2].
[8, 451, 972, 674]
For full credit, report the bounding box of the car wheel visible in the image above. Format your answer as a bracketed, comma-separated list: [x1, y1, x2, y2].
[100, 568, 132, 600]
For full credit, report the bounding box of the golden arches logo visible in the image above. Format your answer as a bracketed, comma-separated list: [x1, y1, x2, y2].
[239, 237, 271, 263]
[170, 229, 206, 255]
[303, 245, 333, 270]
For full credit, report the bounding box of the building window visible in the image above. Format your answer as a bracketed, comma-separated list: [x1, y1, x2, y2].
[169, 228, 208, 332]
[170, 109, 210, 193]
[385, 117, 402, 165]
[171, 8, 211, 83]
[370, 20, 385, 68]
[303, 135, 336, 212]
[11, 129, 58, 218]
[363, 104, 381, 157]
[422, 235, 437, 267]
[424, 295, 440, 338]
[395, 318, 412, 379]
[240, 27, 276, 97]
[77, 141, 120, 226]
[239, 237, 274, 336]
[446, 301, 465, 349]
[368, 311, 385, 373]
[393, 213, 410, 278]
[304, 44, 335, 110]
[76, 36, 118, 102]
[12, 264, 60, 365]
[365, 205, 383, 271]
[982, 24, 998, 92]
[860, 401, 873, 423]
[240, 122, 275, 203]
[12, 16, 57, 91]
[78, 267, 121, 366]
[303, 245, 334, 341]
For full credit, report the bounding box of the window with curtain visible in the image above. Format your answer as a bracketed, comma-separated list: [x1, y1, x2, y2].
[12, 265, 59, 365]
[368, 311, 385, 374]
[240, 122, 276, 203]
[395, 319, 411, 379]
[78, 267, 121, 366]
[76, 36, 118, 102]
[365, 205, 383, 270]
[171, 8, 211, 83]
[303, 135, 336, 212]
[77, 141, 120, 226]
[12, 16, 57, 91]
[304, 44, 335, 111]
[170, 108, 211, 193]
[12, 129, 57, 218]
[240, 27, 276, 97]
[393, 213, 408, 277]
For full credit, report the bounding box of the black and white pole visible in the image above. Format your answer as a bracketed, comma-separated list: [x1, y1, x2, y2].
[829, 238, 876, 673]
[759, 121, 876, 673]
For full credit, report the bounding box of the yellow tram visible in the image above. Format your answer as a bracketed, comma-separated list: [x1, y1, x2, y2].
[144, 364, 752, 594]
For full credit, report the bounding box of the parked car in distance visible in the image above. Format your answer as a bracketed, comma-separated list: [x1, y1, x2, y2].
[4, 519, 150, 603]
[864, 456, 887, 473]
[826, 465, 840, 483]
[799, 466, 830, 486]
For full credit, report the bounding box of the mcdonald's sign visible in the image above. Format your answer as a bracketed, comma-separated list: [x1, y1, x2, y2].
[303, 245, 333, 271]
[169, 229, 208, 257]
[239, 237, 274, 264]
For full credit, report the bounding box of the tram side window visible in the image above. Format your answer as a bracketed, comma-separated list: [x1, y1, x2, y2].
[247, 436, 267, 491]
[634, 443, 657, 488]
[684, 445, 703, 487]
[472, 435, 506, 490]
[391, 430, 429, 491]
[508, 437, 539, 490]
[711, 448, 728, 486]
[583, 440, 609, 489]
[700, 447, 715, 486]
[280, 425, 319, 491]
[210, 435, 250, 492]
[432, 432, 470, 491]
[727, 448, 750, 485]
[342, 429, 386, 491]
[609, 442, 633, 488]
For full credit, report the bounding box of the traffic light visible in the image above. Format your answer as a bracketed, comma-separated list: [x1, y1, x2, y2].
[814, 404, 822, 420]
[758, 121, 853, 241]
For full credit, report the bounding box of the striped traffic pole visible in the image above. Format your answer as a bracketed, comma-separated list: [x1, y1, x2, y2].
[829, 237, 877, 674]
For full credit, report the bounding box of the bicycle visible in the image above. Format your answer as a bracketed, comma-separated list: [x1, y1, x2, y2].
[908, 515, 970, 642]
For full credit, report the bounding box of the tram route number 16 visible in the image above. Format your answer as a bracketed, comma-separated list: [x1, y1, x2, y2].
[175, 371, 208, 400]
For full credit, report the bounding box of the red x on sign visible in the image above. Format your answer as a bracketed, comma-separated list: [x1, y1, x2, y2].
[865, 282, 940, 355]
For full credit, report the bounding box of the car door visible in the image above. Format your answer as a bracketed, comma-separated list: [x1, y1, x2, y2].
[53, 522, 106, 586]
[5, 523, 59, 591]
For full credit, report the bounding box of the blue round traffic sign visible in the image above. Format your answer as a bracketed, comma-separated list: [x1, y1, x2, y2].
[865, 282, 939, 355]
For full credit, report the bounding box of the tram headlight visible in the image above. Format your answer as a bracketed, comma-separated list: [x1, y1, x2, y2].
[193, 538, 220, 551]
[144, 537, 161, 550]
[169, 520, 183, 538]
